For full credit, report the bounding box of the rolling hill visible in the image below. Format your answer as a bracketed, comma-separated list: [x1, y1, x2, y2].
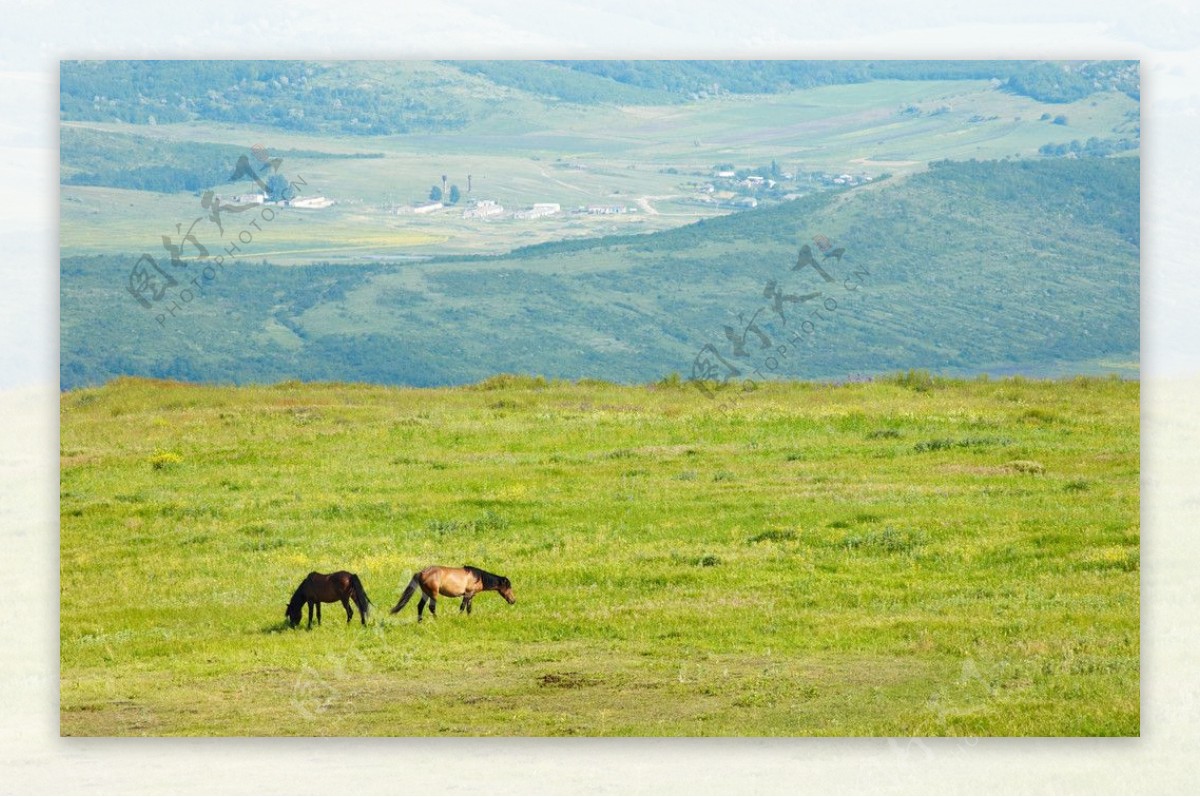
[61, 60, 1139, 134]
[60, 157, 1138, 389]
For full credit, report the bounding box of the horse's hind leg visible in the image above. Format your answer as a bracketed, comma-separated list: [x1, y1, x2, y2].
[342, 597, 353, 624]
[316, 602, 322, 626]
[417, 595, 428, 622]
[428, 597, 437, 618]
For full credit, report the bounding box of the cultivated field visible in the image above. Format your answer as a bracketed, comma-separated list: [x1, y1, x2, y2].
[60, 79, 1138, 261]
[60, 375, 1139, 736]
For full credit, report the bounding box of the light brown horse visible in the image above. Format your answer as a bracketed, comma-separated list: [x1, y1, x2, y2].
[390, 565, 515, 621]
[286, 571, 372, 629]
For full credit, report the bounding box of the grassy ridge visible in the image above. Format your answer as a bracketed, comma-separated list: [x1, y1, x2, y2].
[60, 375, 1138, 736]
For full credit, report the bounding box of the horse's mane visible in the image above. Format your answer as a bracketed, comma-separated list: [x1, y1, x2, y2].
[463, 565, 504, 589]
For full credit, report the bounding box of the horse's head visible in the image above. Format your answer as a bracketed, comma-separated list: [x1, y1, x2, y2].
[498, 576, 516, 605]
[285, 602, 302, 627]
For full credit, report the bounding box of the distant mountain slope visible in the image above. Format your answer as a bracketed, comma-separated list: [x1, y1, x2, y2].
[60, 126, 383, 193]
[60, 158, 1138, 389]
[60, 60, 1139, 135]
[547, 60, 1140, 103]
[442, 61, 678, 105]
[60, 61, 501, 134]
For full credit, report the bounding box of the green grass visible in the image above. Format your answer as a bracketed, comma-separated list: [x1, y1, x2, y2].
[60, 375, 1139, 736]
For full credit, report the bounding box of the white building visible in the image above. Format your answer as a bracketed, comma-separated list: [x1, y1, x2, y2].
[288, 196, 334, 209]
[412, 202, 443, 214]
[514, 202, 560, 219]
[463, 199, 505, 219]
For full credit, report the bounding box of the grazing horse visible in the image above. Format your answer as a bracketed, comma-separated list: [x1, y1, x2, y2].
[390, 565, 515, 621]
[286, 571, 372, 629]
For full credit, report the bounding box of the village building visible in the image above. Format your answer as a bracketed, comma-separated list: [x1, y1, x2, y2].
[287, 196, 334, 209]
[513, 202, 561, 219]
[463, 199, 505, 219]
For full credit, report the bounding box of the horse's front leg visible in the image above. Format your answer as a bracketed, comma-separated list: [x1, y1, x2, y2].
[316, 602, 322, 626]
[307, 601, 314, 629]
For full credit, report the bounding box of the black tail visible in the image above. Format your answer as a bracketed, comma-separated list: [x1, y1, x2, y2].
[390, 576, 419, 614]
[349, 573, 371, 620]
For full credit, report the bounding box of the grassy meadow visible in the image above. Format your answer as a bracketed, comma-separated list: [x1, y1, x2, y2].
[59, 374, 1139, 736]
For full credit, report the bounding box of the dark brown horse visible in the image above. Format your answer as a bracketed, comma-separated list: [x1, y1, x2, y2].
[390, 565, 515, 621]
[286, 571, 372, 629]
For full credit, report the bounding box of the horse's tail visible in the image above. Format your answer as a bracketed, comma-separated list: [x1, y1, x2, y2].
[349, 573, 371, 620]
[390, 575, 419, 614]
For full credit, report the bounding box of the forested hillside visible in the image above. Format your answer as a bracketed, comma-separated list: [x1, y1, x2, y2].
[60, 157, 1138, 389]
[545, 60, 1139, 103]
[60, 127, 383, 193]
[61, 61, 490, 134]
[60, 60, 1139, 135]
